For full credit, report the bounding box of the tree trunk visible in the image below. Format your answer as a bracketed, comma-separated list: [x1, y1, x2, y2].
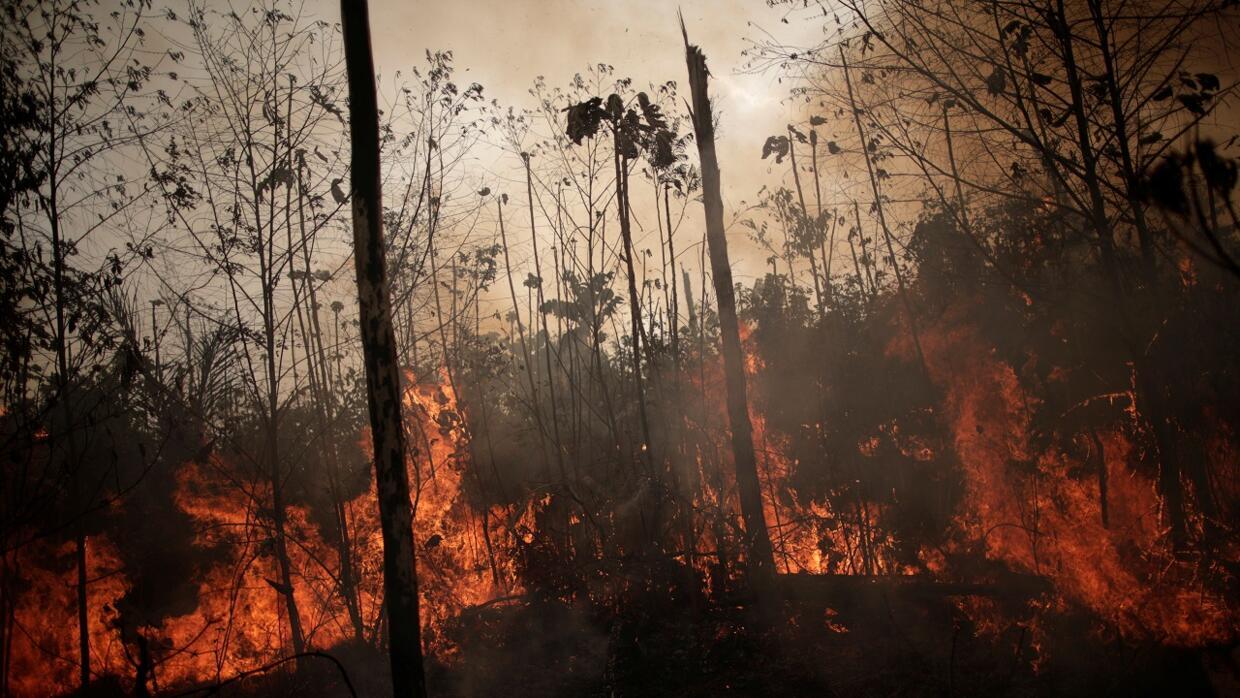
[786, 126, 824, 313]
[681, 24, 777, 598]
[247, 75, 305, 662]
[497, 197, 554, 474]
[525, 154, 568, 479]
[48, 124, 91, 689]
[294, 150, 364, 642]
[612, 141, 655, 470]
[339, 1, 427, 695]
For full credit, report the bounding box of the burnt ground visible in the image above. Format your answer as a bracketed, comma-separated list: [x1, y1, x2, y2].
[66, 581, 1238, 697]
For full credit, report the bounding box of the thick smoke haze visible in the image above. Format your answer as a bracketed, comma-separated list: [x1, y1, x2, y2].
[1, 0, 1237, 696]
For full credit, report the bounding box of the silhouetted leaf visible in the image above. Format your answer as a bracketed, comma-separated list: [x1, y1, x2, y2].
[762, 135, 790, 163]
[986, 66, 1006, 96]
[606, 93, 624, 120]
[564, 96, 607, 145]
[1179, 93, 1206, 116]
[1143, 155, 1188, 214]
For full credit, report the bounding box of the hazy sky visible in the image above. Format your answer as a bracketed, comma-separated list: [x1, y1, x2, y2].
[368, 0, 816, 183]
[364, 0, 823, 281]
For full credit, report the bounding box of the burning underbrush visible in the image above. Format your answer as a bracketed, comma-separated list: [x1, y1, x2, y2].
[4, 375, 537, 695]
[4, 299, 1237, 696]
[907, 313, 1236, 649]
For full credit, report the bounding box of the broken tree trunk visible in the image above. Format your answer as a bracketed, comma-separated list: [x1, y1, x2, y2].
[682, 21, 777, 599]
[339, 1, 427, 695]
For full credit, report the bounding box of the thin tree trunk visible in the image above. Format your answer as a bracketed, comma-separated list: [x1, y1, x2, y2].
[259, 127, 306, 660]
[46, 100, 91, 689]
[497, 197, 554, 473]
[1086, 0, 1155, 275]
[850, 201, 876, 304]
[810, 130, 834, 307]
[852, 201, 879, 302]
[840, 45, 929, 382]
[682, 266, 696, 332]
[525, 154, 568, 479]
[612, 140, 655, 469]
[787, 126, 824, 313]
[295, 151, 364, 642]
[940, 105, 970, 236]
[665, 186, 681, 368]
[339, 2, 427, 694]
[682, 24, 777, 598]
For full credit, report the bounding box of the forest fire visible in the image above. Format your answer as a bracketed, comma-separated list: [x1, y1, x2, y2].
[2, 0, 1237, 695]
[6, 371, 522, 695]
[8, 316, 1231, 694]
[902, 307, 1236, 648]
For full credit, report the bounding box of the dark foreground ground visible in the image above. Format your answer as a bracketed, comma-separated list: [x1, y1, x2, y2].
[64, 579, 1240, 697]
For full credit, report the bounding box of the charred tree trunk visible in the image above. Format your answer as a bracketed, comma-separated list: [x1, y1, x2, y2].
[682, 24, 777, 598]
[264, 397, 306, 658]
[1089, 430, 1110, 529]
[339, 1, 427, 695]
[612, 140, 656, 470]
